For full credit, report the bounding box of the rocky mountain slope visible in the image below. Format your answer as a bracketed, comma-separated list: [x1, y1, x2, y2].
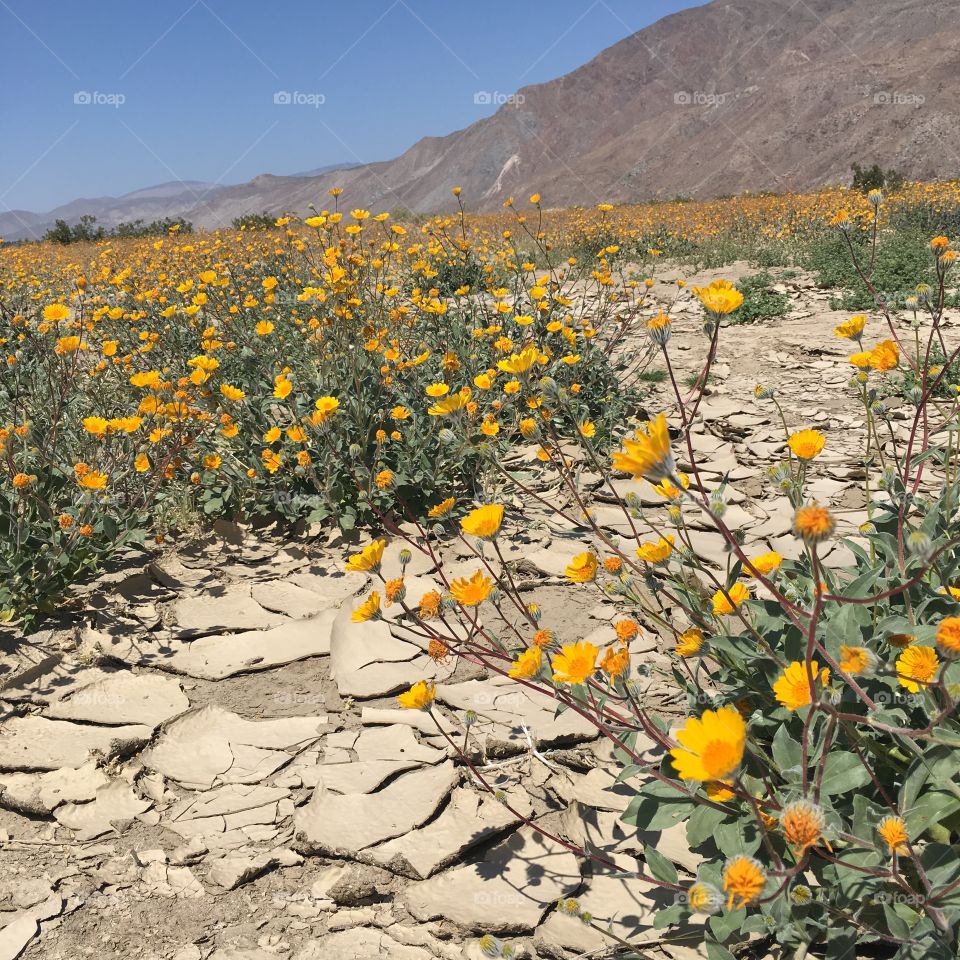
[4, 0, 958, 238]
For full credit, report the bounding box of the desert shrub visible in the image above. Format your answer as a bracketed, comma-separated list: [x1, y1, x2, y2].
[113, 217, 193, 238]
[43, 214, 106, 244]
[852, 162, 905, 194]
[805, 229, 939, 310]
[730, 272, 791, 324]
[41, 215, 191, 245]
[427, 254, 487, 297]
[231, 212, 281, 230]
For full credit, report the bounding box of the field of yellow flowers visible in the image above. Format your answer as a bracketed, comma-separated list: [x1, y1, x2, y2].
[3, 182, 960, 958]
[1, 189, 661, 621]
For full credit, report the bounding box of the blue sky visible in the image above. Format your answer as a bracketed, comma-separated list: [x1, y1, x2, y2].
[0, 0, 698, 213]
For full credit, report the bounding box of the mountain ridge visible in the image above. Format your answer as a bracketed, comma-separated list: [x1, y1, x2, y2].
[3, 0, 958, 240]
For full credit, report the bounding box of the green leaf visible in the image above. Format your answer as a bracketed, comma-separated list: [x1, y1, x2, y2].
[713, 817, 760, 858]
[820, 752, 872, 795]
[900, 745, 958, 812]
[705, 944, 737, 960]
[771, 723, 803, 774]
[621, 795, 695, 831]
[708, 908, 744, 943]
[905, 790, 960, 839]
[653, 903, 684, 929]
[643, 844, 678, 885]
[704, 940, 736, 960]
[686, 803, 728, 849]
[883, 903, 913, 941]
[833, 849, 883, 900]
[825, 927, 857, 960]
[740, 914, 771, 934]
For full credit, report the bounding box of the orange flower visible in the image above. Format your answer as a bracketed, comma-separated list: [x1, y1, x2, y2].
[748, 551, 783, 577]
[869, 339, 899, 372]
[600, 643, 630, 680]
[935, 616, 960, 657]
[532, 629, 554, 649]
[428, 497, 456, 519]
[77, 470, 108, 490]
[345, 539, 386, 573]
[671, 704, 746, 781]
[352, 592, 381, 623]
[780, 799, 826, 852]
[552, 641, 599, 685]
[788, 429, 825, 461]
[636, 535, 674, 565]
[398, 681, 436, 711]
[694, 279, 744, 316]
[612, 413, 675, 482]
[838, 645, 877, 676]
[450, 570, 493, 607]
[722, 856, 766, 910]
[419, 590, 442, 619]
[793, 503, 835, 544]
[42, 303, 71, 322]
[508, 647, 542, 679]
[564, 552, 598, 583]
[676, 628, 704, 657]
[878, 816, 909, 855]
[712, 582, 749, 616]
[896, 645, 939, 693]
[428, 639, 450, 662]
[384, 577, 405, 606]
[460, 504, 504, 539]
[773, 661, 830, 711]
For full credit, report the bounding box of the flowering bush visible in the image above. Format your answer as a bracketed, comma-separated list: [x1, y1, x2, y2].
[365, 201, 960, 957]
[0, 194, 656, 623]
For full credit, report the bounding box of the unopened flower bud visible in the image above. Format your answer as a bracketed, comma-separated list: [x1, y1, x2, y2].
[478, 935, 503, 958]
[906, 530, 932, 558]
[791, 884, 813, 905]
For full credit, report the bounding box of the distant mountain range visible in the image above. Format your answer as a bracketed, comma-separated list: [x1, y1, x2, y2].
[3, 0, 958, 240]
